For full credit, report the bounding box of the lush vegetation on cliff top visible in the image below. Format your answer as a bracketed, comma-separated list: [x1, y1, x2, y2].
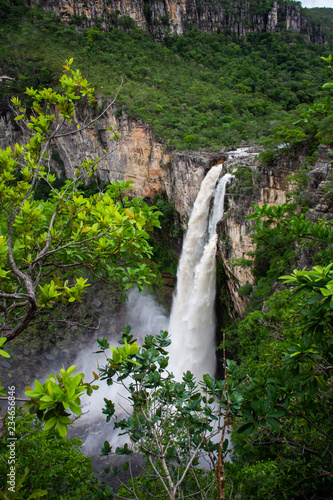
[0, 1, 332, 150]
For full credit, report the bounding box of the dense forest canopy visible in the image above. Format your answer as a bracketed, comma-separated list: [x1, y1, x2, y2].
[0, 0, 332, 150]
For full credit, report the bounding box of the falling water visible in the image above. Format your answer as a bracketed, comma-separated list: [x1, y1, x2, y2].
[64, 166, 232, 462]
[168, 168, 233, 381]
[209, 172, 234, 240]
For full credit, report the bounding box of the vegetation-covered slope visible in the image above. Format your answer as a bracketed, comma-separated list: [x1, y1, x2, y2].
[0, 1, 332, 150]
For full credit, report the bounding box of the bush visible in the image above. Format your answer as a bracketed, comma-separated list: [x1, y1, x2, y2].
[238, 283, 253, 296]
[0, 409, 112, 499]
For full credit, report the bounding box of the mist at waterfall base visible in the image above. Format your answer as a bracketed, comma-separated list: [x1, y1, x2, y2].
[73, 167, 233, 459]
[74, 288, 169, 455]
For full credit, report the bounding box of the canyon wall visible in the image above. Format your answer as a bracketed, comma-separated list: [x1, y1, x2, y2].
[0, 102, 226, 218]
[1, 103, 332, 317]
[27, 0, 325, 43]
[217, 148, 300, 316]
[218, 145, 333, 315]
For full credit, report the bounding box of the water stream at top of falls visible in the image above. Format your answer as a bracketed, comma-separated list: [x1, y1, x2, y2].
[168, 168, 233, 382]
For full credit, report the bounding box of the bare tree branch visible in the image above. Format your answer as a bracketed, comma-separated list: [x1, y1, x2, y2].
[53, 80, 123, 139]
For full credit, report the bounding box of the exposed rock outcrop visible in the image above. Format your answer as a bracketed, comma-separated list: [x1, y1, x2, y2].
[307, 145, 333, 222]
[27, 0, 326, 43]
[217, 150, 294, 315]
[1, 101, 332, 318]
[217, 145, 333, 316]
[0, 102, 226, 218]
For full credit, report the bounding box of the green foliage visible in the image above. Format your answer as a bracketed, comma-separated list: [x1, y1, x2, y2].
[237, 283, 252, 296]
[280, 263, 333, 338]
[98, 329, 241, 499]
[0, 5, 332, 150]
[0, 410, 112, 499]
[224, 289, 294, 377]
[21, 333, 140, 437]
[248, 202, 333, 264]
[150, 194, 182, 275]
[231, 265, 333, 498]
[261, 53, 333, 154]
[0, 467, 47, 499]
[292, 55, 333, 146]
[223, 153, 333, 496]
[243, 203, 298, 302]
[0, 62, 161, 341]
[227, 166, 258, 202]
[233, 201, 333, 309]
[23, 365, 96, 437]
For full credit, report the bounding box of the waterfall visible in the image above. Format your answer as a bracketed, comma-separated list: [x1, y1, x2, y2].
[168, 168, 233, 381]
[70, 167, 232, 459]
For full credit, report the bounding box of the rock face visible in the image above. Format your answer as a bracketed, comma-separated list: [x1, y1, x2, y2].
[27, 0, 325, 43]
[307, 145, 333, 222]
[217, 147, 296, 316]
[217, 145, 333, 316]
[0, 102, 226, 219]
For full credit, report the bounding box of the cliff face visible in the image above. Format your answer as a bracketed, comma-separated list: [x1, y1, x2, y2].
[217, 145, 333, 316]
[216, 147, 300, 315]
[27, 0, 325, 43]
[1, 105, 332, 317]
[0, 103, 226, 218]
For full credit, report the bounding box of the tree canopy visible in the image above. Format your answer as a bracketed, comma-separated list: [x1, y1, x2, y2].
[0, 60, 161, 342]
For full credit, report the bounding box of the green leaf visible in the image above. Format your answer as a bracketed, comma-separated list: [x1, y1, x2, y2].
[267, 418, 280, 432]
[237, 422, 255, 434]
[56, 420, 68, 437]
[44, 416, 57, 431]
[115, 443, 133, 455]
[0, 337, 7, 347]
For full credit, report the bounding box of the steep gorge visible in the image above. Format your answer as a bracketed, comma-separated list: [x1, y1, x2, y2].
[2, 103, 332, 319]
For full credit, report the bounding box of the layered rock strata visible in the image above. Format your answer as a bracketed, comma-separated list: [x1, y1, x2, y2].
[216, 147, 299, 315]
[27, 0, 325, 43]
[218, 145, 333, 315]
[0, 103, 226, 218]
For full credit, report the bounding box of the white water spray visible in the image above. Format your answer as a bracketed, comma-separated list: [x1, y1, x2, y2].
[74, 288, 169, 455]
[168, 168, 233, 381]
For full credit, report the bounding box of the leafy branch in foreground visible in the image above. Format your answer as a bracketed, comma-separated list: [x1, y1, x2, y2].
[0, 59, 161, 341]
[97, 329, 242, 500]
[23, 365, 98, 438]
[21, 335, 142, 438]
